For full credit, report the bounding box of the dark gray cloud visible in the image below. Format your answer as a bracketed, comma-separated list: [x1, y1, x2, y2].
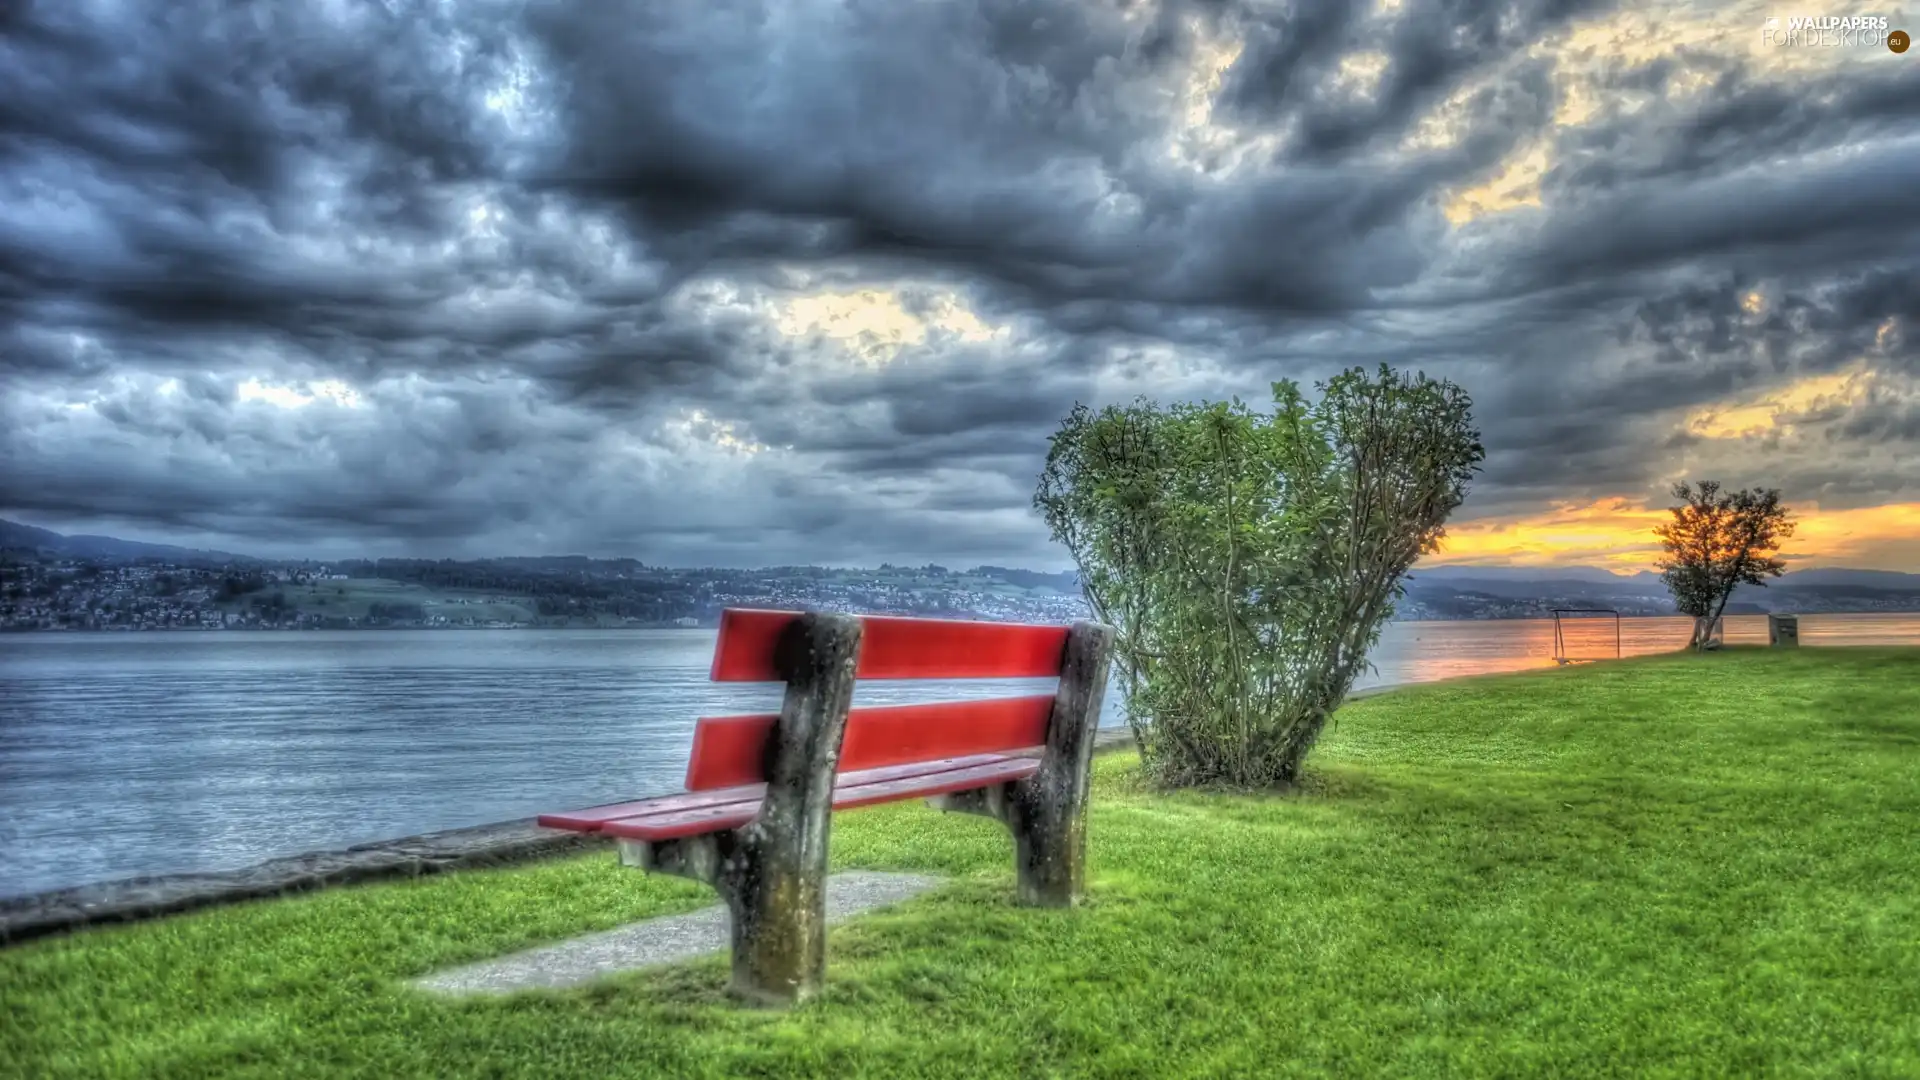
[2, 0, 1918, 567]
[1222, 0, 1599, 159]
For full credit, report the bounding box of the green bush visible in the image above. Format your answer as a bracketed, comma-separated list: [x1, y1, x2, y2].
[1036, 366, 1483, 787]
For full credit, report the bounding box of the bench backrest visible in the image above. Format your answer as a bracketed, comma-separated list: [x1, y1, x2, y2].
[685, 609, 1077, 790]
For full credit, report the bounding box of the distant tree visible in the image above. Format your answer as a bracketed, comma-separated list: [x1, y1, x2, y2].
[366, 601, 427, 623]
[1654, 481, 1797, 649]
[1036, 365, 1484, 789]
[217, 574, 265, 601]
[250, 591, 290, 625]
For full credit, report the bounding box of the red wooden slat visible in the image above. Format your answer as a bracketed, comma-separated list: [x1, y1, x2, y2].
[707, 609, 792, 682]
[840, 697, 1050, 775]
[857, 614, 1071, 680]
[535, 782, 765, 832]
[831, 756, 1038, 811]
[538, 754, 1021, 834]
[684, 695, 1055, 791]
[601, 800, 760, 842]
[601, 757, 1040, 842]
[708, 608, 1071, 682]
[835, 753, 1024, 788]
[590, 755, 1021, 841]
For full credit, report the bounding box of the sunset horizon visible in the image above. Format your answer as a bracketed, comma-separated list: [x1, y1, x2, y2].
[7, 494, 1918, 578]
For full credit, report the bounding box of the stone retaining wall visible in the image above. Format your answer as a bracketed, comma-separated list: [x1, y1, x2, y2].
[0, 817, 615, 946]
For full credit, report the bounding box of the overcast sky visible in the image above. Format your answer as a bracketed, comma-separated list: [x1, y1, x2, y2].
[3, 0, 1917, 571]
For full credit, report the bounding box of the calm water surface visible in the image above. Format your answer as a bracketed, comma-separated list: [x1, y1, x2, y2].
[4, 613, 1917, 898]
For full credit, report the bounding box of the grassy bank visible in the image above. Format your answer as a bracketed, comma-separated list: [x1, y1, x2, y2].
[5, 648, 1919, 1078]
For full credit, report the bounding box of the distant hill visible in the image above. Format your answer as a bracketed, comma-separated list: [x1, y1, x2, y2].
[4, 518, 1917, 617]
[0, 519, 258, 565]
[0, 520, 63, 550]
[1409, 573, 1663, 601]
[1752, 567, 1920, 589]
[1411, 565, 1662, 586]
[969, 565, 1080, 592]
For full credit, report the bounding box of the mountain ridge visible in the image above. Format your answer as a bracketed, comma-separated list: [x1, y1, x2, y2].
[0, 519, 257, 565]
[4, 518, 1918, 591]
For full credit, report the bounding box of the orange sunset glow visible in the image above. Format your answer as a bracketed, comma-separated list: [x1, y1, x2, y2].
[1434, 499, 1920, 573]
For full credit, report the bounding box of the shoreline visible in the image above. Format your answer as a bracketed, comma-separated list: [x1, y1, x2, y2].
[4, 647, 1906, 945]
[0, 727, 1150, 946]
[2, 690, 1432, 945]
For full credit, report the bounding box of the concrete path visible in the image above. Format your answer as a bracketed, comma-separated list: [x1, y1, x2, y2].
[411, 871, 943, 995]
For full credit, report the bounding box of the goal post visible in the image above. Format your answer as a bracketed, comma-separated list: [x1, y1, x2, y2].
[1552, 608, 1621, 665]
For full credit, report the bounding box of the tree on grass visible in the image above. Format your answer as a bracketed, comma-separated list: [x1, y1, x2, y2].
[1035, 366, 1484, 789]
[1654, 481, 1797, 649]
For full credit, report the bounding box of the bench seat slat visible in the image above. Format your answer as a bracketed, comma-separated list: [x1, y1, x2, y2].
[534, 784, 762, 832]
[536, 752, 1031, 834]
[597, 756, 1041, 842]
[827, 755, 1039, 813]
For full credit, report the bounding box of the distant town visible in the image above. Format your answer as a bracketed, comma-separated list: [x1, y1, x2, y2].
[3, 518, 1919, 632]
[0, 555, 1094, 632]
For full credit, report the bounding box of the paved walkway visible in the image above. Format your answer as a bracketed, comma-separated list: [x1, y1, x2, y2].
[411, 871, 943, 995]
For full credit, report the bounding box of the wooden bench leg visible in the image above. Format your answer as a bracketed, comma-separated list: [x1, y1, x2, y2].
[930, 620, 1114, 907]
[618, 612, 863, 1006]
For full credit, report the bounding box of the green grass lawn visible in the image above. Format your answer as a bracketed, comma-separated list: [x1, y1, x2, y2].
[6, 648, 1919, 1078]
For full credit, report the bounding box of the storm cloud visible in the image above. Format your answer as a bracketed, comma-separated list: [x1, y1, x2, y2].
[2, 0, 1916, 567]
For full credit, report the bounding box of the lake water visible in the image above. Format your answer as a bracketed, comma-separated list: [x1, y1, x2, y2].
[4, 613, 1918, 899]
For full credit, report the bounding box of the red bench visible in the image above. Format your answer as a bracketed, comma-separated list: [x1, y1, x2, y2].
[539, 608, 1114, 1005]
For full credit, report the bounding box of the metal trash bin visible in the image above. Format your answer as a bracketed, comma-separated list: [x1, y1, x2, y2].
[1768, 613, 1799, 647]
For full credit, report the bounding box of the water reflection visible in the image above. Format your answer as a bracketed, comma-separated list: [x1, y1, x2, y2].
[1365, 613, 1920, 688]
[1365, 615, 1693, 686]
